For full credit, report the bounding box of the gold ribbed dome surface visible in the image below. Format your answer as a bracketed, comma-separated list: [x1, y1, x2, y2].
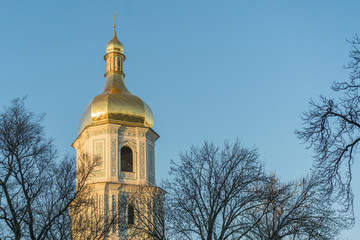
[78, 73, 153, 134]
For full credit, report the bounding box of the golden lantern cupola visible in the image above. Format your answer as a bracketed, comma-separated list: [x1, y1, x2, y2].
[77, 20, 154, 135]
[104, 23, 125, 77]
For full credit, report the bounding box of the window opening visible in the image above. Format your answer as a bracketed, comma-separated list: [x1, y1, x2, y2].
[121, 147, 133, 172]
[128, 204, 135, 225]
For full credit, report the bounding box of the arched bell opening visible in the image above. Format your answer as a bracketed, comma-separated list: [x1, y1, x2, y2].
[121, 146, 133, 172]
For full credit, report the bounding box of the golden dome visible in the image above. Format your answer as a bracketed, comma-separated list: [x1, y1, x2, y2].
[78, 73, 154, 134]
[106, 26, 124, 53]
[78, 26, 153, 134]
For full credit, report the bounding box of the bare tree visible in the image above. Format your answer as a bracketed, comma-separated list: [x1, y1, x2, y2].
[295, 35, 360, 211]
[164, 141, 266, 240]
[69, 186, 118, 240]
[245, 174, 351, 240]
[126, 185, 166, 240]
[0, 98, 98, 240]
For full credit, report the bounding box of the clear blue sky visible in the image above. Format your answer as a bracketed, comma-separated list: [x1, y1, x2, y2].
[0, 1, 359, 238]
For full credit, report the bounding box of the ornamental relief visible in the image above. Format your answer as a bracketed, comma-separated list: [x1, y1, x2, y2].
[119, 127, 147, 138]
[147, 144, 155, 185]
[119, 139, 137, 151]
[93, 139, 105, 169]
[139, 141, 145, 179]
[119, 131, 143, 137]
[111, 138, 117, 176]
[93, 139, 106, 177]
[88, 128, 118, 137]
[148, 145, 154, 175]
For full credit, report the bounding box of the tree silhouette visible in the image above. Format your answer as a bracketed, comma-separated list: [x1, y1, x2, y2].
[296, 35, 360, 212]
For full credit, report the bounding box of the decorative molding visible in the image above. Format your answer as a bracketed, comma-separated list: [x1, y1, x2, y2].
[93, 139, 105, 173]
[146, 133, 155, 143]
[112, 195, 116, 233]
[146, 129, 159, 143]
[120, 139, 137, 150]
[87, 128, 118, 138]
[119, 171, 136, 180]
[111, 138, 116, 176]
[140, 141, 145, 179]
[147, 144, 155, 185]
[118, 194, 127, 232]
[119, 127, 148, 138]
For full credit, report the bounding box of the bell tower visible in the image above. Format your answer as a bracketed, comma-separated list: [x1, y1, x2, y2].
[72, 17, 162, 239]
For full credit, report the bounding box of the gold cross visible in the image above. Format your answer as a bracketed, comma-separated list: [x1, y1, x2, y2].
[113, 11, 117, 26]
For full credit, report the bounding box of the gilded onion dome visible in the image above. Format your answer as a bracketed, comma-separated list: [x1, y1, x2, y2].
[78, 25, 154, 134]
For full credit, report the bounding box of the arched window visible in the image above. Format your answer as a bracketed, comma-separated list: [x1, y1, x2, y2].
[121, 147, 133, 172]
[128, 204, 135, 225]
